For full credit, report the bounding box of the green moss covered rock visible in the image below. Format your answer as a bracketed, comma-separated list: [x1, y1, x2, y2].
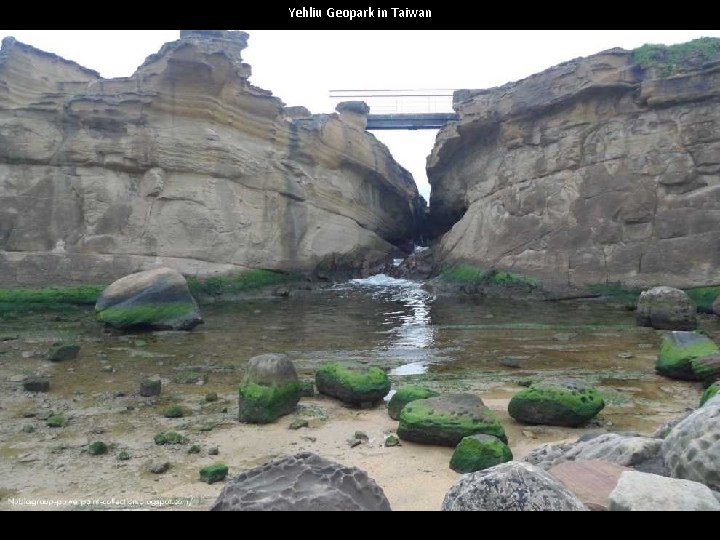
[95, 267, 202, 331]
[508, 380, 604, 427]
[450, 434, 513, 473]
[700, 383, 719, 406]
[656, 331, 719, 380]
[398, 394, 506, 446]
[139, 378, 161, 397]
[200, 463, 228, 484]
[154, 431, 187, 445]
[88, 441, 109, 456]
[47, 414, 67, 428]
[691, 353, 720, 381]
[387, 385, 439, 420]
[315, 362, 390, 407]
[238, 354, 300, 423]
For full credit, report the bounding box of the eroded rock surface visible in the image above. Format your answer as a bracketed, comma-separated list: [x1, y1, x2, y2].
[0, 31, 422, 286]
[429, 47, 720, 290]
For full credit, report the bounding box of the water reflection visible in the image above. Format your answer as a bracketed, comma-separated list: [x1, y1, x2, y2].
[336, 274, 436, 374]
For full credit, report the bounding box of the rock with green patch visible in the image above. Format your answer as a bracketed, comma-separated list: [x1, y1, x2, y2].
[117, 450, 131, 461]
[299, 379, 315, 398]
[636, 287, 697, 331]
[200, 463, 228, 484]
[188, 444, 202, 454]
[23, 376, 49, 393]
[450, 434, 513, 473]
[289, 419, 308, 430]
[691, 353, 720, 381]
[701, 383, 720, 406]
[238, 353, 301, 423]
[656, 331, 719, 380]
[385, 435, 400, 447]
[150, 462, 171, 474]
[163, 404, 186, 418]
[47, 344, 80, 362]
[398, 394, 506, 446]
[204, 392, 218, 403]
[154, 431, 187, 445]
[95, 267, 202, 331]
[88, 441, 108, 456]
[47, 414, 68, 428]
[139, 378, 161, 397]
[315, 362, 390, 407]
[508, 380, 604, 427]
[387, 385, 439, 420]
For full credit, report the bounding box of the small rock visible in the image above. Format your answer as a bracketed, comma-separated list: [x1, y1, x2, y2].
[617, 352, 634, 359]
[385, 435, 400, 447]
[208, 446, 219, 456]
[139, 378, 161, 397]
[117, 450, 131, 461]
[188, 444, 202, 454]
[47, 344, 80, 362]
[21, 425, 35, 433]
[149, 462, 171, 474]
[354, 431, 369, 442]
[200, 463, 228, 484]
[302, 436, 317, 443]
[348, 438, 363, 448]
[204, 391, 218, 403]
[500, 357, 521, 368]
[9, 374, 27, 383]
[522, 430, 537, 439]
[299, 379, 315, 398]
[289, 419, 309, 430]
[23, 376, 50, 393]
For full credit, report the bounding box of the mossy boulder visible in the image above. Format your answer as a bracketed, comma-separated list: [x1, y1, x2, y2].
[449, 434, 513, 473]
[656, 331, 719, 380]
[47, 343, 80, 362]
[200, 463, 228, 484]
[397, 394, 506, 446]
[691, 353, 720, 381]
[238, 354, 301, 423]
[636, 286, 697, 331]
[95, 267, 202, 331]
[387, 385, 439, 420]
[700, 383, 719, 406]
[88, 441, 109, 456]
[315, 362, 390, 407]
[508, 380, 604, 427]
[154, 431, 187, 445]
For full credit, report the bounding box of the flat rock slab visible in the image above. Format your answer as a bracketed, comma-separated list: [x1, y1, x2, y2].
[549, 460, 631, 511]
[609, 470, 720, 511]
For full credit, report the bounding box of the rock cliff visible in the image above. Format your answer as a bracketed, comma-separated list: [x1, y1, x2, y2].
[428, 44, 720, 291]
[0, 30, 423, 286]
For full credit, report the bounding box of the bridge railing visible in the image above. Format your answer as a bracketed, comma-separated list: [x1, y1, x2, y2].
[329, 89, 455, 115]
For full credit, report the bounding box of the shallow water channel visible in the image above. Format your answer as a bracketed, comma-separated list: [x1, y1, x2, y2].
[0, 275, 716, 509]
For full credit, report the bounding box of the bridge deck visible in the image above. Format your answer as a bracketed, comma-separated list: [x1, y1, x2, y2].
[366, 113, 458, 130]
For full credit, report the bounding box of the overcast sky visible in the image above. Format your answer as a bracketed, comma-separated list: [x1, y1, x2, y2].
[2, 30, 720, 199]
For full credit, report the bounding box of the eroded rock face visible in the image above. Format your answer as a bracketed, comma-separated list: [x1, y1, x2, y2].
[429, 48, 720, 291]
[0, 32, 422, 286]
[211, 452, 391, 511]
[442, 461, 587, 511]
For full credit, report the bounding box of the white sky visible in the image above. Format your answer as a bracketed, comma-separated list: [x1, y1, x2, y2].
[2, 30, 720, 199]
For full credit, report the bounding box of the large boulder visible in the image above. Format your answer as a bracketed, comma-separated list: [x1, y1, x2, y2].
[441, 461, 587, 511]
[449, 434, 513, 473]
[636, 286, 697, 331]
[662, 396, 720, 490]
[656, 331, 719, 380]
[525, 433, 665, 474]
[211, 452, 391, 511]
[398, 394, 506, 446]
[315, 363, 390, 407]
[691, 353, 720, 382]
[548, 460, 630, 511]
[608, 470, 720, 511]
[95, 267, 202, 331]
[508, 379, 604, 427]
[238, 354, 301, 423]
[387, 385, 439, 420]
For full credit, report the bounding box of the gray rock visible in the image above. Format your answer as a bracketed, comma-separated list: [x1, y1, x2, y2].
[663, 399, 720, 490]
[609, 471, 720, 511]
[149, 462, 171, 474]
[211, 452, 391, 511]
[525, 433, 664, 474]
[442, 461, 587, 511]
[95, 268, 202, 331]
[48, 344, 80, 362]
[23, 376, 50, 392]
[139, 377, 161, 397]
[636, 287, 697, 331]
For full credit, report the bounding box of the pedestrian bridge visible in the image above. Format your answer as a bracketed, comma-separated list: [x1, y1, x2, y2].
[329, 89, 458, 130]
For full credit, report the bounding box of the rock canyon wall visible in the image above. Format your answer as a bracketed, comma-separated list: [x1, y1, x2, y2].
[0, 30, 423, 286]
[428, 47, 720, 291]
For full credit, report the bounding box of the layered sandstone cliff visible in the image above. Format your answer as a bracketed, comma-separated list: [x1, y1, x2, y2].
[0, 30, 422, 286]
[428, 46, 720, 291]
